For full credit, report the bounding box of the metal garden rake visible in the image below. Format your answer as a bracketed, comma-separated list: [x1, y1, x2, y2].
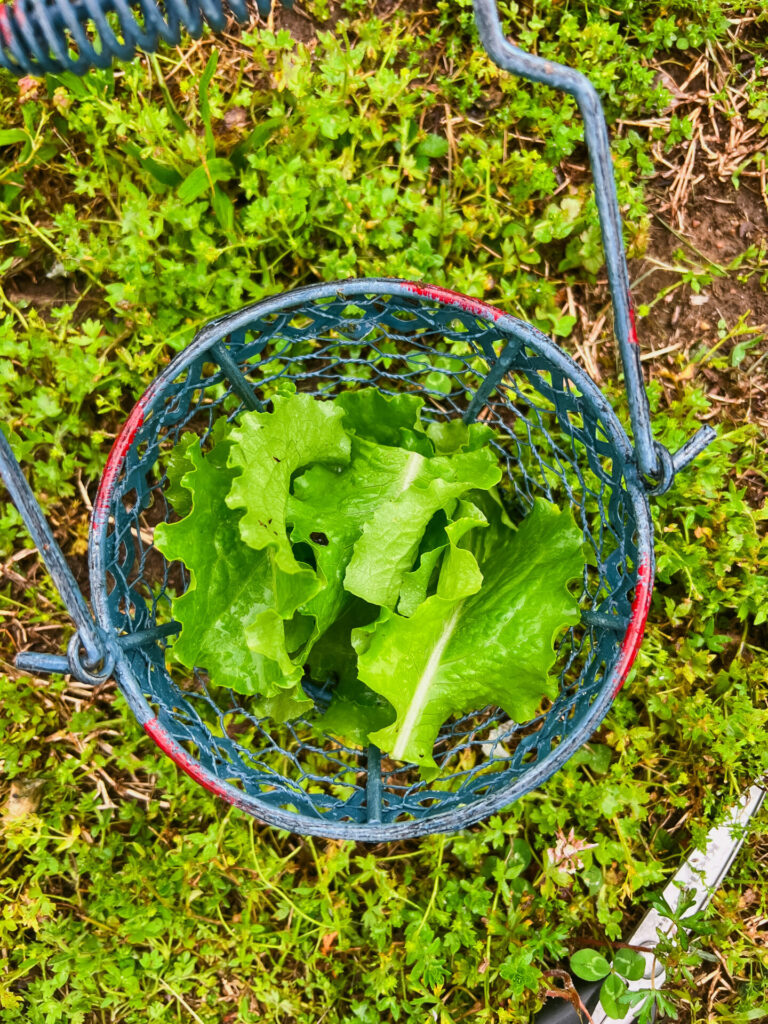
[0, 0, 716, 840]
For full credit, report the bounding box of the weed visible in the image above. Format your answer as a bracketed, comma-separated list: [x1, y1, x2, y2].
[0, 0, 766, 1020]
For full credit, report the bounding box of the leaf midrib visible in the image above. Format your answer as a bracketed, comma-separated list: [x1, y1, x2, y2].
[390, 600, 464, 760]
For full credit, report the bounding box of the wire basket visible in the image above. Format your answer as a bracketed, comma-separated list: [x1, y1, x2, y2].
[0, 0, 714, 839]
[84, 278, 651, 839]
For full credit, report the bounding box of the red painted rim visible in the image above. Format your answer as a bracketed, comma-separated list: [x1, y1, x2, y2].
[613, 555, 653, 695]
[402, 282, 506, 322]
[143, 718, 249, 804]
[92, 380, 159, 530]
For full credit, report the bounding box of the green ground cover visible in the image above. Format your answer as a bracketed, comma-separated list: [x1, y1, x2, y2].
[0, 1, 767, 1020]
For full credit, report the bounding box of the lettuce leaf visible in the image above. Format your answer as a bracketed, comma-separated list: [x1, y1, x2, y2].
[396, 509, 450, 617]
[343, 445, 501, 609]
[309, 599, 396, 746]
[354, 498, 583, 770]
[426, 418, 496, 454]
[288, 435, 423, 637]
[320, 499, 487, 751]
[226, 392, 351, 616]
[153, 438, 313, 717]
[164, 433, 196, 518]
[289, 391, 502, 628]
[164, 418, 232, 519]
[155, 393, 352, 717]
[334, 388, 429, 451]
[319, 677, 396, 747]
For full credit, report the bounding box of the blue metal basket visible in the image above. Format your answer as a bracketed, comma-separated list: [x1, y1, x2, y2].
[0, 1, 714, 839]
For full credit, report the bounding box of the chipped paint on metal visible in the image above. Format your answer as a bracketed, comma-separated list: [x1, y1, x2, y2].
[402, 282, 505, 322]
[92, 383, 158, 529]
[613, 556, 653, 694]
[144, 717, 239, 803]
[627, 301, 640, 346]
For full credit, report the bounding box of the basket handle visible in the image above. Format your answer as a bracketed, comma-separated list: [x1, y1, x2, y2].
[473, 0, 714, 491]
[0, 428, 112, 670]
[0, 427, 183, 681]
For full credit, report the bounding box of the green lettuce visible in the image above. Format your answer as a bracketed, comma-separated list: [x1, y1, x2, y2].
[155, 388, 584, 762]
[226, 392, 351, 617]
[288, 434, 424, 636]
[353, 498, 584, 771]
[153, 436, 313, 719]
[309, 599, 396, 747]
[343, 445, 501, 609]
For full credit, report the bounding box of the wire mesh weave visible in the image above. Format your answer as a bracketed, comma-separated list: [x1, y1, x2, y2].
[90, 279, 652, 840]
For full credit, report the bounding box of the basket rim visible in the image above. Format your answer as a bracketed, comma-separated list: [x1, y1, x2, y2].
[88, 276, 654, 840]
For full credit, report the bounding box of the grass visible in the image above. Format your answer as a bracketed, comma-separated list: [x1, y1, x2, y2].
[1, 0, 767, 1021]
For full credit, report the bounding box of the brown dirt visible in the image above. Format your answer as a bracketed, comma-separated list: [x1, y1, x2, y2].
[5, 267, 85, 312]
[266, 0, 320, 44]
[633, 175, 768, 332]
[630, 172, 768, 435]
